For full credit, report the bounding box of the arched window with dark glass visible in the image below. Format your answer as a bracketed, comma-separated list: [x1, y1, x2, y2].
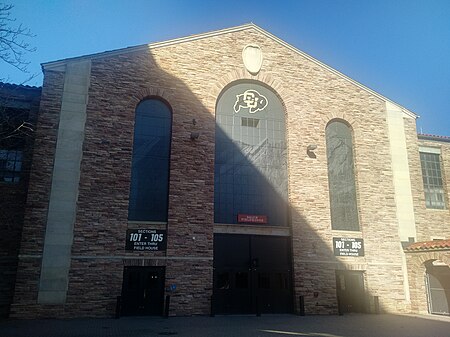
[326, 120, 359, 231]
[128, 98, 172, 222]
[214, 81, 288, 226]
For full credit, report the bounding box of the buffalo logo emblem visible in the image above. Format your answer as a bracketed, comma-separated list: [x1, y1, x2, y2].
[234, 90, 268, 114]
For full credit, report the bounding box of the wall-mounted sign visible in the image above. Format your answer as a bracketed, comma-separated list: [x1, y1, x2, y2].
[238, 214, 268, 224]
[333, 237, 364, 257]
[125, 229, 167, 252]
[242, 44, 263, 75]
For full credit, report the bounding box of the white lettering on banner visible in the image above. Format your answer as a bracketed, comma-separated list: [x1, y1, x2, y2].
[125, 229, 167, 251]
[333, 237, 364, 257]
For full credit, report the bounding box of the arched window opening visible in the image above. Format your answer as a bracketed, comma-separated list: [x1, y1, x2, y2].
[214, 81, 288, 226]
[128, 98, 172, 222]
[326, 120, 359, 231]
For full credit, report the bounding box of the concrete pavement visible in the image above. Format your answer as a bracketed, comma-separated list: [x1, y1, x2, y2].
[1, 314, 449, 337]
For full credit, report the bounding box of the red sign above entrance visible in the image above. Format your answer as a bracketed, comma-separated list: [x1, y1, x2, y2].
[238, 214, 268, 224]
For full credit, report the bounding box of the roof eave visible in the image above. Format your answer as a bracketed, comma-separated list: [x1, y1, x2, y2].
[41, 23, 418, 118]
[418, 134, 450, 143]
[249, 25, 418, 119]
[41, 23, 256, 70]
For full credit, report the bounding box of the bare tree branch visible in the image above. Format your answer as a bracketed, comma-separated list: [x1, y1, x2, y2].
[0, 4, 38, 142]
[0, 3, 36, 73]
[0, 82, 39, 144]
[0, 120, 34, 139]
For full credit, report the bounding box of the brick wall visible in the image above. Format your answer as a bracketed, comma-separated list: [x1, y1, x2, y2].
[405, 250, 450, 314]
[0, 83, 40, 318]
[417, 138, 450, 241]
[404, 117, 450, 241]
[11, 26, 430, 317]
[10, 72, 63, 318]
[403, 120, 450, 315]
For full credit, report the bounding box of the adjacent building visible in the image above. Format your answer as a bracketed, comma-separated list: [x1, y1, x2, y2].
[1, 24, 449, 318]
[0, 83, 41, 318]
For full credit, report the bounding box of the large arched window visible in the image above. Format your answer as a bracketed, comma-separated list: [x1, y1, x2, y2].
[326, 120, 359, 231]
[128, 98, 172, 222]
[214, 81, 288, 225]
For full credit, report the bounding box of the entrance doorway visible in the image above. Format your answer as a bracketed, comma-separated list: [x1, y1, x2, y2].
[121, 266, 165, 316]
[213, 234, 292, 314]
[425, 261, 450, 316]
[336, 270, 366, 313]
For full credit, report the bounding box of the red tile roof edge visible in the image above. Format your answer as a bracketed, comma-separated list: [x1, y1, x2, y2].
[0, 82, 41, 90]
[418, 134, 450, 141]
[404, 239, 450, 252]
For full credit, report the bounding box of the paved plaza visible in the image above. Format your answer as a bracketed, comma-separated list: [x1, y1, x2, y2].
[1, 314, 449, 337]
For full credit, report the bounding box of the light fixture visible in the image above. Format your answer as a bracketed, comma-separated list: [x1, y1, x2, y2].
[307, 144, 317, 152]
[307, 144, 317, 158]
[190, 132, 200, 140]
[190, 119, 199, 140]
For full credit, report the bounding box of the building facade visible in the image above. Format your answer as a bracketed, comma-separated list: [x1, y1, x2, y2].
[3, 24, 449, 318]
[0, 83, 41, 318]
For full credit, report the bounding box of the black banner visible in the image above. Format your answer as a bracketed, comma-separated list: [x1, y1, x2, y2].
[333, 237, 364, 257]
[125, 229, 167, 251]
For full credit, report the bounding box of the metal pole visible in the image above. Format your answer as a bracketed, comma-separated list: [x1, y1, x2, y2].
[299, 295, 305, 316]
[210, 295, 215, 317]
[337, 295, 343, 316]
[115, 296, 121, 319]
[164, 295, 170, 318]
[374, 296, 380, 314]
[256, 296, 261, 317]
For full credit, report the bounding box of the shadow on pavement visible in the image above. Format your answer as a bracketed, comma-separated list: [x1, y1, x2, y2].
[1, 314, 450, 337]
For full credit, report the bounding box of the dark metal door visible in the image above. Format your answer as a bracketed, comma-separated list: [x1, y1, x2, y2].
[336, 270, 365, 313]
[121, 266, 165, 316]
[252, 236, 292, 313]
[213, 234, 292, 314]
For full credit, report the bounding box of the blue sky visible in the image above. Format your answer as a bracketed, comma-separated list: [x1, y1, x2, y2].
[3, 0, 449, 136]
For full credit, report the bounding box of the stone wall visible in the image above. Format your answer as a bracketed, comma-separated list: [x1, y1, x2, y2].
[10, 72, 64, 318]
[405, 250, 450, 314]
[11, 26, 427, 317]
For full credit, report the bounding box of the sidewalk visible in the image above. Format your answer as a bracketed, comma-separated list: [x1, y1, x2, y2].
[1, 314, 449, 337]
